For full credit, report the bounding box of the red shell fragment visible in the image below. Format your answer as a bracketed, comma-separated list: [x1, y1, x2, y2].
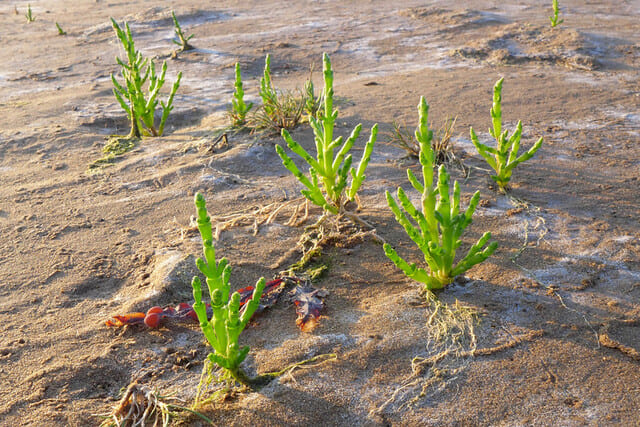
[105, 277, 296, 329]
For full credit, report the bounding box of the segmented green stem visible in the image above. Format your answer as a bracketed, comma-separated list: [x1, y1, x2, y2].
[275, 53, 378, 216]
[385, 97, 497, 290]
[191, 193, 266, 380]
[470, 78, 543, 192]
[230, 63, 253, 126]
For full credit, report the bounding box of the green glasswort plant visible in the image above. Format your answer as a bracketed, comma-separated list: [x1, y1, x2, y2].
[229, 62, 253, 127]
[276, 53, 377, 216]
[55, 22, 66, 35]
[384, 97, 497, 290]
[303, 70, 322, 121]
[259, 54, 278, 117]
[470, 77, 543, 192]
[171, 11, 195, 53]
[191, 193, 266, 385]
[111, 18, 182, 139]
[549, 0, 564, 27]
[25, 4, 35, 22]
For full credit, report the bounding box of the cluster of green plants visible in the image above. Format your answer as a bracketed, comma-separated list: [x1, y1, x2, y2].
[89, 14, 192, 170]
[87, 21, 546, 403]
[89, 18, 183, 171]
[228, 54, 321, 134]
[110, 18, 182, 139]
[185, 70, 543, 388]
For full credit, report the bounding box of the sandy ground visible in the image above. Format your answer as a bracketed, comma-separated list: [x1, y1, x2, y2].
[1, 0, 639, 425]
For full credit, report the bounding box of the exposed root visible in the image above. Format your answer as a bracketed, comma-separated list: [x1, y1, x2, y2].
[194, 353, 337, 407]
[100, 382, 212, 427]
[508, 200, 548, 264]
[197, 197, 308, 239]
[275, 213, 383, 275]
[505, 195, 605, 351]
[372, 294, 543, 417]
[505, 195, 600, 346]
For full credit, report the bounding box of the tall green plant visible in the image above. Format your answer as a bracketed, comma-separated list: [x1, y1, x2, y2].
[110, 18, 182, 138]
[229, 62, 253, 127]
[384, 97, 497, 290]
[191, 193, 265, 384]
[276, 53, 377, 215]
[470, 78, 543, 192]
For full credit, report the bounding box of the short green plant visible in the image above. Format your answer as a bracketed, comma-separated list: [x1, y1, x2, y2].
[250, 54, 306, 132]
[470, 77, 543, 192]
[549, 0, 564, 27]
[55, 22, 66, 35]
[228, 62, 253, 127]
[191, 193, 266, 385]
[259, 54, 278, 117]
[171, 11, 195, 53]
[276, 53, 378, 216]
[110, 18, 182, 139]
[25, 4, 35, 22]
[384, 97, 497, 290]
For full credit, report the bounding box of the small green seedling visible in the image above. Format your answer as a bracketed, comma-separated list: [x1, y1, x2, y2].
[470, 78, 543, 192]
[229, 62, 253, 127]
[191, 193, 266, 385]
[549, 0, 564, 27]
[276, 53, 378, 215]
[25, 5, 35, 22]
[55, 22, 66, 35]
[110, 18, 182, 139]
[259, 54, 278, 117]
[384, 97, 497, 290]
[171, 11, 195, 53]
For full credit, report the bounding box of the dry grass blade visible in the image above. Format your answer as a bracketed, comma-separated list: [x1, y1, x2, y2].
[248, 90, 306, 134]
[388, 120, 420, 157]
[387, 116, 464, 171]
[433, 116, 460, 166]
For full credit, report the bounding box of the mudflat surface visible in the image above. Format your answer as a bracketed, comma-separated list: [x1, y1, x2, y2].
[1, 1, 639, 425]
